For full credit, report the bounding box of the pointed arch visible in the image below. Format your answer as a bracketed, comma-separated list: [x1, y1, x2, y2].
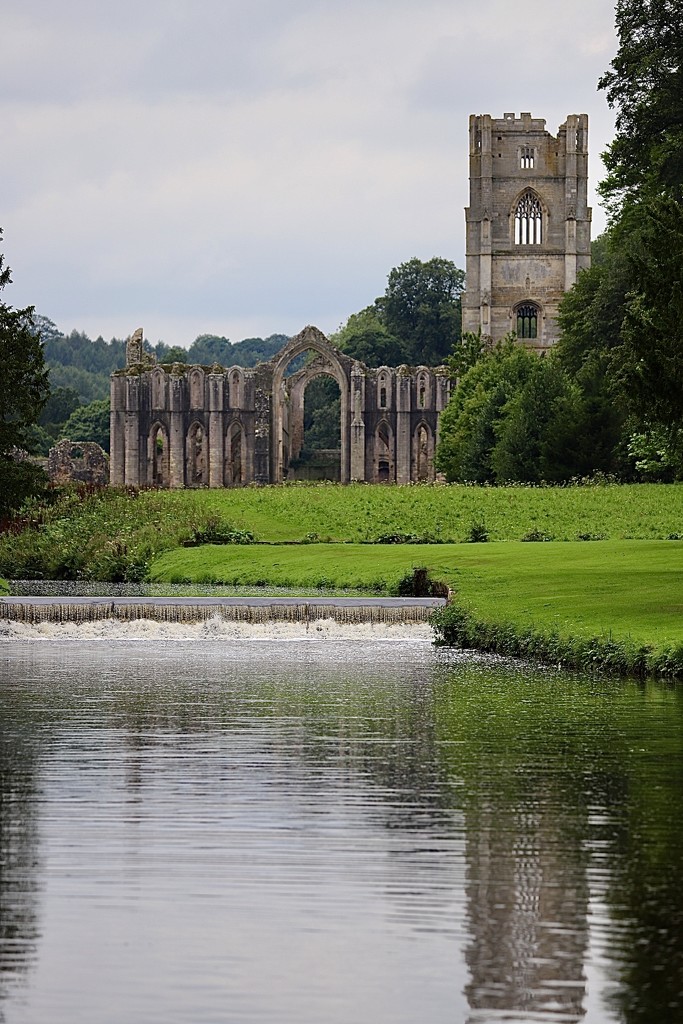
[189, 368, 204, 409]
[376, 368, 392, 410]
[412, 420, 434, 482]
[374, 418, 394, 483]
[515, 302, 541, 341]
[228, 367, 243, 408]
[513, 189, 544, 244]
[224, 419, 245, 486]
[148, 421, 170, 487]
[271, 326, 351, 483]
[186, 420, 207, 486]
[151, 368, 166, 410]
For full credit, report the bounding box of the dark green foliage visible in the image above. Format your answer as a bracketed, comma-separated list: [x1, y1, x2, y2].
[0, 457, 47, 521]
[40, 320, 290, 403]
[599, 0, 683, 206]
[0, 232, 50, 515]
[466, 520, 489, 543]
[383, 257, 464, 366]
[335, 257, 464, 367]
[185, 516, 254, 546]
[302, 376, 341, 453]
[38, 386, 81, 435]
[60, 399, 111, 452]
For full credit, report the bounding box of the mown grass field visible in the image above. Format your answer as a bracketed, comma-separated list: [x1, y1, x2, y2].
[149, 539, 683, 649]
[1, 482, 682, 583]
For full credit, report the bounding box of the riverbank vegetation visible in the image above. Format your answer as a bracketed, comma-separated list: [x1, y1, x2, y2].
[0, 482, 681, 583]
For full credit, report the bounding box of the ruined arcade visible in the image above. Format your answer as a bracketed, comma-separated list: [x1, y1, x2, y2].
[110, 325, 450, 488]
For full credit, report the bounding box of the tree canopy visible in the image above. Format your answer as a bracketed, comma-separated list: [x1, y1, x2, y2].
[0, 231, 50, 515]
[599, 0, 683, 206]
[333, 257, 464, 367]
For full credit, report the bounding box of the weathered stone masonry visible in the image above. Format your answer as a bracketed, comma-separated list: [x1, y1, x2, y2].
[463, 112, 591, 351]
[110, 325, 450, 488]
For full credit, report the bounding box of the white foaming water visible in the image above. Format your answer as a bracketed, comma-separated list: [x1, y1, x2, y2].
[0, 614, 434, 645]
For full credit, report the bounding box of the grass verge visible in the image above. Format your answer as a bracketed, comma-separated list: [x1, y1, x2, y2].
[149, 539, 683, 675]
[1, 482, 682, 583]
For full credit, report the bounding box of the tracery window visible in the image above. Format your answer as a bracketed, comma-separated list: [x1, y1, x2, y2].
[516, 304, 539, 340]
[514, 191, 543, 244]
[520, 146, 534, 169]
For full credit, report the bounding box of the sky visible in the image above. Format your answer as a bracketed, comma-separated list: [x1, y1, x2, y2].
[2, 0, 619, 349]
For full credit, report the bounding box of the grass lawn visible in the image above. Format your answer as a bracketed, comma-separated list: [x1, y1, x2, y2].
[150, 539, 683, 649]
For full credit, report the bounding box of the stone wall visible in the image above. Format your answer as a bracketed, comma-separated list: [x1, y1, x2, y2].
[110, 325, 450, 488]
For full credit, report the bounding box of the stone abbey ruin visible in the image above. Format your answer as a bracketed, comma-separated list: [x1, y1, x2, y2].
[110, 112, 590, 487]
[111, 325, 449, 487]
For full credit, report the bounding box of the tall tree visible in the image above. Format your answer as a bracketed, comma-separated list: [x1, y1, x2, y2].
[384, 257, 464, 366]
[599, 0, 683, 207]
[334, 257, 464, 367]
[0, 231, 50, 515]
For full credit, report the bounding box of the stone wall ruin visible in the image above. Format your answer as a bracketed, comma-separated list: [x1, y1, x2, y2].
[110, 325, 450, 488]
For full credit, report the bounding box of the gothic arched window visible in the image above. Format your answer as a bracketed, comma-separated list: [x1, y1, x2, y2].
[516, 304, 539, 340]
[514, 191, 543, 244]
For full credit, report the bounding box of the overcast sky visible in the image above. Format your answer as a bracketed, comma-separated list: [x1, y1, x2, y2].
[2, 0, 618, 348]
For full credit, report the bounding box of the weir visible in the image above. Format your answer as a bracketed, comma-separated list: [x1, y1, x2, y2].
[1, 597, 444, 626]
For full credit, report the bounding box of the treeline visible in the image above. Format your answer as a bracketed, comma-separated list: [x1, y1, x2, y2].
[33, 316, 288, 455]
[437, 0, 683, 484]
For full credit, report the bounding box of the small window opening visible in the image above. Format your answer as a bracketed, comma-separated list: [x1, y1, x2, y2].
[520, 146, 534, 169]
[514, 191, 543, 244]
[516, 304, 538, 340]
[419, 385, 426, 408]
[380, 386, 387, 408]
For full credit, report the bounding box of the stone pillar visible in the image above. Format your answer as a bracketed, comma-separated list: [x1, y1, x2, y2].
[564, 113, 579, 291]
[169, 371, 185, 488]
[109, 375, 126, 486]
[208, 372, 225, 488]
[124, 376, 140, 486]
[350, 363, 366, 482]
[396, 370, 412, 484]
[434, 370, 451, 449]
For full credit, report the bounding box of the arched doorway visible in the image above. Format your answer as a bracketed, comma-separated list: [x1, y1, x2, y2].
[224, 420, 245, 486]
[271, 326, 350, 483]
[148, 422, 170, 487]
[413, 421, 434, 483]
[288, 373, 342, 481]
[374, 420, 394, 483]
[186, 421, 207, 486]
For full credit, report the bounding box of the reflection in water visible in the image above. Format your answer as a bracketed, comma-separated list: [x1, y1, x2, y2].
[1, 637, 683, 1023]
[0, 721, 41, 1004]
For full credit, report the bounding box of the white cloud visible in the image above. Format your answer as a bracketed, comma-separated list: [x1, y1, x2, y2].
[2, 0, 617, 347]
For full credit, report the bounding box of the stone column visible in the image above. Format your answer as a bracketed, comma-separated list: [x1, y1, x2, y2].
[124, 376, 140, 486]
[109, 375, 126, 486]
[208, 372, 225, 488]
[350, 363, 366, 482]
[434, 370, 451, 450]
[169, 371, 185, 488]
[396, 370, 412, 484]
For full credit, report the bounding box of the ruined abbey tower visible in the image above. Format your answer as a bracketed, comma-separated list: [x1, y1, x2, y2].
[462, 112, 591, 351]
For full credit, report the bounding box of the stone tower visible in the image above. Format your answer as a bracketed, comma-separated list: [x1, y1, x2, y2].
[462, 112, 591, 352]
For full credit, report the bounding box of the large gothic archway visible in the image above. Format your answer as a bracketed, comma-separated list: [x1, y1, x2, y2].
[271, 326, 351, 483]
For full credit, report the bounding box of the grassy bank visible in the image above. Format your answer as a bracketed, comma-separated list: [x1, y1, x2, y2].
[2, 483, 682, 675]
[149, 539, 683, 674]
[1, 482, 682, 581]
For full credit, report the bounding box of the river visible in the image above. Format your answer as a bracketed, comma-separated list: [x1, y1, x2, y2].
[1, 624, 682, 1023]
